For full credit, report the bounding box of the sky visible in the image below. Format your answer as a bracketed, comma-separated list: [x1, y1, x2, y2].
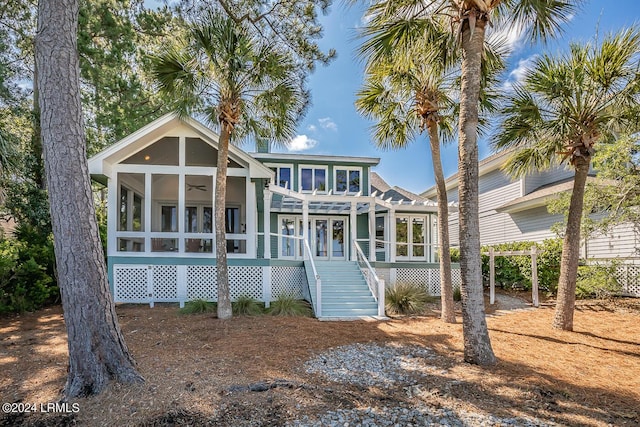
[269, 0, 640, 194]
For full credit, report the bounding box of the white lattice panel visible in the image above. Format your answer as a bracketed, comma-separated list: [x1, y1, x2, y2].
[451, 268, 462, 290]
[114, 265, 148, 302]
[187, 265, 217, 300]
[229, 266, 263, 300]
[152, 265, 178, 300]
[396, 268, 443, 296]
[617, 264, 640, 296]
[271, 266, 306, 299]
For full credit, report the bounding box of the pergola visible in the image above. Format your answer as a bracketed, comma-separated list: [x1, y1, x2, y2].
[263, 183, 438, 262]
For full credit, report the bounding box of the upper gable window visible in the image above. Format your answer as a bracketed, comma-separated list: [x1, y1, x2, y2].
[186, 137, 216, 167]
[299, 165, 327, 192]
[122, 137, 179, 165]
[335, 167, 362, 193]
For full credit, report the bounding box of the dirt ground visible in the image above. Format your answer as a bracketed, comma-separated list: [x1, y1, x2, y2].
[0, 293, 639, 427]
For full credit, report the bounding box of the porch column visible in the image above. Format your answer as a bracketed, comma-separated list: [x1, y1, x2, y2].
[246, 179, 257, 257]
[368, 201, 376, 262]
[350, 203, 357, 261]
[390, 209, 396, 262]
[302, 200, 309, 259]
[263, 188, 272, 259]
[106, 174, 117, 257]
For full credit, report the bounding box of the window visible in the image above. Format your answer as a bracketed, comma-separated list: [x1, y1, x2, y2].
[299, 165, 327, 192]
[395, 214, 434, 261]
[334, 167, 361, 193]
[273, 166, 292, 189]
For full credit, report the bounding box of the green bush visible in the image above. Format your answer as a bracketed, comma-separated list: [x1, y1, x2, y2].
[385, 282, 434, 315]
[0, 227, 57, 314]
[576, 263, 622, 299]
[453, 285, 462, 302]
[479, 239, 562, 295]
[449, 248, 460, 263]
[179, 299, 216, 314]
[232, 295, 264, 316]
[267, 294, 312, 317]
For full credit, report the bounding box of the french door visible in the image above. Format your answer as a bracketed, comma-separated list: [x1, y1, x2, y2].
[279, 216, 347, 260]
[312, 218, 346, 260]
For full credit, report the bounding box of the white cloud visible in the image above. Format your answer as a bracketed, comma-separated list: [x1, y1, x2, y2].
[307, 124, 317, 132]
[318, 117, 338, 131]
[288, 135, 318, 152]
[487, 22, 528, 56]
[502, 54, 539, 92]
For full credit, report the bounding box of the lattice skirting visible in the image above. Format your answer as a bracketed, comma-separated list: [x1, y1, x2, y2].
[113, 264, 306, 304]
[615, 264, 640, 296]
[271, 266, 306, 300]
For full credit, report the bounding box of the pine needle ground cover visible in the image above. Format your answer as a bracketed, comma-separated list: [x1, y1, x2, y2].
[0, 296, 638, 426]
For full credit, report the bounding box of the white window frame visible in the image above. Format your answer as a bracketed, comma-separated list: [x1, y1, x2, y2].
[265, 163, 293, 190]
[298, 164, 328, 193]
[333, 166, 363, 194]
[395, 213, 434, 261]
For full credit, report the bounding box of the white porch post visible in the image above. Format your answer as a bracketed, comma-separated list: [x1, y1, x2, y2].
[246, 179, 257, 257]
[390, 209, 396, 262]
[302, 200, 309, 259]
[107, 174, 117, 257]
[144, 172, 152, 253]
[263, 188, 272, 259]
[350, 203, 357, 261]
[368, 201, 376, 262]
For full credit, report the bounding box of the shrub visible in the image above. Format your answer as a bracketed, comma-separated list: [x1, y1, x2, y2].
[449, 248, 460, 263]
[232, 295, 264, 316]
[479, 239, 562, 295]
[385, 282, 434, 315]
[576, 263, 622, 299]
[268, 294, 312, 317]
[453, 285, 462, 302]
[0, 229, 57, 314]
[179, 299, 216, 315]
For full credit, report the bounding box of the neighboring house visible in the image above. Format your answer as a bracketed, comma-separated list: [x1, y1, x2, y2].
[421, 150, 640, 296]
[88, 113, 459, 318]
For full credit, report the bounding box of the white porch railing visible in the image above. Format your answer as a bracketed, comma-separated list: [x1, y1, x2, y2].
[303, 239, 321, 316]
[354, 240, 385, 317]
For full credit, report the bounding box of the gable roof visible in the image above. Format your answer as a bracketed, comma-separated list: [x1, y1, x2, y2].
[421, 148, 515, 199]
[496, 175, 600, 213]
[371, 172, 427, 203]
[88, 113, 274, 180]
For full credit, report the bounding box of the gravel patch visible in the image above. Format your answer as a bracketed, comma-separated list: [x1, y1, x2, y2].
[288, 405, 558, 427]
[304, 342, 439, 388]
[300, 343, 559, 427]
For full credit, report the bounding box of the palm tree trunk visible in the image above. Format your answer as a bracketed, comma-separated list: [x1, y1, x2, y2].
[426, 121, 456, 324]
[553, 156, 590, 331]
[458, 16, 496, 365]
[36, 0, 143, 397]
[215, 124, 232, 320]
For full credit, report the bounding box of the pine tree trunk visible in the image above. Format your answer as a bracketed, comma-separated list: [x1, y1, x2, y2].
[216, 125, 232, 320]
[458, 16, 496, 365]
[426, 122, 456, 324]
[553, 157, 590, 331]
[35, 0, 143, 398]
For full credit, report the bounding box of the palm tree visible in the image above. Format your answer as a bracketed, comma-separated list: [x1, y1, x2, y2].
[357, 11, 505, 325]
[151, 13, 305, 319]
[495, 27, 640, 331]
[355, 0, 578, 364]
[356, 27, 459, 323]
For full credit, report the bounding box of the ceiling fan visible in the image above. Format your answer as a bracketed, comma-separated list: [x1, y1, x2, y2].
[187, 184, 207, 192]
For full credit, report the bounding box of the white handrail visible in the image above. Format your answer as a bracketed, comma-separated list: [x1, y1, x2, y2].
[353, 240, 385, 317]
[303, 239, 321, 317]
